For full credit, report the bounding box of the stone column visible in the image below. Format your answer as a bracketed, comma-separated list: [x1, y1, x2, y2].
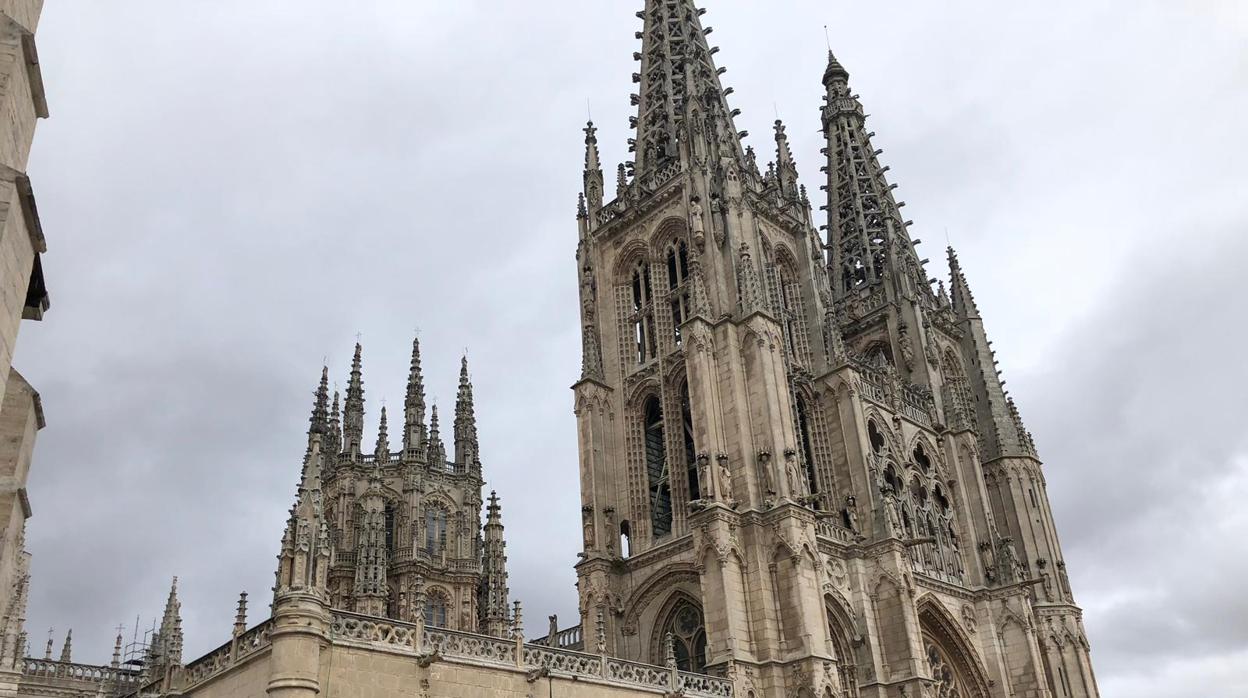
[266, 591, 330, 698]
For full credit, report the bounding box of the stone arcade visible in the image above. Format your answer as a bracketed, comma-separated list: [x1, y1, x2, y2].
[13, 2, 1100, 697]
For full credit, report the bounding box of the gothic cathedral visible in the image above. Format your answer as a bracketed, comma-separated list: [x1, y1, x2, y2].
[571, 2, 1099, 697]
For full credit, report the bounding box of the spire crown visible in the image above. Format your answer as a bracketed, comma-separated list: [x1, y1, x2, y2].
[823, 49, 850, 85]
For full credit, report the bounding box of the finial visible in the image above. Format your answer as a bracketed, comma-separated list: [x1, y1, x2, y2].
[512, 600, 523, 640]
[664, 632, 676, 668]
[234, 591, 249, 635]
[59, 629, 71, 663]
[595, 609, 606, 654]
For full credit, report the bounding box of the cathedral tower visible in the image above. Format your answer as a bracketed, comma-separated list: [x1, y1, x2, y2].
[572, 4, 1098, 697]
[274, 339, 512, 637]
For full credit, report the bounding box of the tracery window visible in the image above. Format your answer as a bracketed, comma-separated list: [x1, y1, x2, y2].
[925, 639, 972, 698]
[661, 600, 707, 673]
[424, 589, 449, 628]
[666, 241, 691, 346]
[630, 261, 658, 364]
[776, 261, 813, 366]
[644, 396, 672, 537]
[424, 506, 447, 556]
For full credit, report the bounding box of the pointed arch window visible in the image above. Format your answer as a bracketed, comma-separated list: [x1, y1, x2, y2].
[662, 600, 707, 673]
[630, 261, 658, 364]
[424, 589, 449, 628]
[644, 396, 672, 537]
[384, 504, 396, 554]
[424, 506, 447, 556]
[666, 241, 691, 346]
[795, 395, 818, 496]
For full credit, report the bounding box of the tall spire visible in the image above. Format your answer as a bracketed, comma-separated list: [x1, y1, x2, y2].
[342, 343, 366, 458]
[478, 491, 510, 637]
[630, 0, 746, 183]
[454, 356, 479, 473]
[403, 335, 427, 457]
[374, 406, 390, 463]
[58, 629, 70, 663]
[947, 248, 1035, 460]
[821, 48, 928, 303]
[583, 121, 604, 214]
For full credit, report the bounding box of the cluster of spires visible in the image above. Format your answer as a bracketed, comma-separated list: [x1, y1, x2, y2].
[305, 336, 480, 474]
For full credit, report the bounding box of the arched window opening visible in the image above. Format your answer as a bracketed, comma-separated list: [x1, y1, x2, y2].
[630, 262, 657, 364]
[795, 396, 818, 495]
[644, 397, 672, 537]
[914, 443, 932, 473]
[680, 382, 699, 501]
[424, 507, 447, 556]
[882, 464, 900, 494]
[934, 485, 951, 516]
[667, 242, 691, 346]
[866, 343, 893, 369]
[424, 590, 449, 628]
[867, 420, 885, 454]
[910, 478, 928, 508]
[662, 600, 707, 673]
[619, 520, 631, 558]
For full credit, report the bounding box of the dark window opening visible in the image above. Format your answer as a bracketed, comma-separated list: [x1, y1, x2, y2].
[619, 520, 632, 558]
[914, 443, 931, 473]
[644, 397, 672, 537]
[868, 420, 885, 454]
[795, 396, 818, 495]
[681, 383, 699, 501]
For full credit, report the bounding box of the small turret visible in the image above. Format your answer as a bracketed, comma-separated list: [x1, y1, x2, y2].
[325, 390, 341, 458]
[110, 630, 122, 669]
[374, 406, 390, 463]
[427, 404, 446, 469]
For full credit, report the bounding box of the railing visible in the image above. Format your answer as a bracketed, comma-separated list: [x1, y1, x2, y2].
[900, 384, 934, 427]
[328, 610, 732, 697]
[815, 519, 856, 544]
[531, 623, 583, 650]
[21, 658, 140, 685]
[182, 618, 273, 687]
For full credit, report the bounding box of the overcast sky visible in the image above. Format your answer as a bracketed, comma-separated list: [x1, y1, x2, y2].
[12, 2, 1248, 696]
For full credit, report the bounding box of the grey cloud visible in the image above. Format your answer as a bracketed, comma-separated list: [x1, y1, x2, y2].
[11, 3, 1246, 696]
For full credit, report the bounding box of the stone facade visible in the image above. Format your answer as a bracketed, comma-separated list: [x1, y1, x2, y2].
[13, 2, 1101, 698]
[0, 1, 46, 697]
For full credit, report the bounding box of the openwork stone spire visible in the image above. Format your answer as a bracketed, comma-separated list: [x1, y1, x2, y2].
[821, 50, 926, 302]
[630, 0, 746, 182]
[403, 335, 427, 455]
[342, 343, 366, 457]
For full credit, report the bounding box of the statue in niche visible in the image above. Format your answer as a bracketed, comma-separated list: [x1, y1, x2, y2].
[716, 453, 733, 503]
[784, 449, 806, 498]
[581, 505, 595, 550]
[843, 495, 859, 532]
[695, 453, 710, 502]
[689, 197, 706, 251]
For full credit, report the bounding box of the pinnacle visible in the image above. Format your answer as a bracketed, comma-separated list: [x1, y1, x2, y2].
[824, 49, 849, 84]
